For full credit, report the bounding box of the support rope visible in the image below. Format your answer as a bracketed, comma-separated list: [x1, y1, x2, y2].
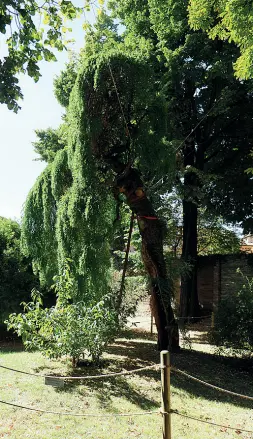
[171, 409, 253, 433]
[172, 367, 253, 401]
[108, 61, 132, 140]
[0, 399, 158, 417]
[0, 363, 159, 380]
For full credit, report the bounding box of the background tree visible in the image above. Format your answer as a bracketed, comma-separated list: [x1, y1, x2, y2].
[197, 212, 240, 256]
[188, 0, 253, 79]
[0, 216, 39, 324]
[0, 0, 82, 111]
[160, 197, 240, 257]
[108, 0, 253, 318]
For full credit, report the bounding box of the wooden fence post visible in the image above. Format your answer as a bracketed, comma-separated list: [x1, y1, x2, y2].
[160, 350, 171, 439]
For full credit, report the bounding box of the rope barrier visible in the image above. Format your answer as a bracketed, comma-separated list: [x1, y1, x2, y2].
[0, 399, 158, 417]
[177, 315, 212, 320]
[0, 363, 159, 380]
[171, 409, 253, 434]
[2, 400, 252, 432]
[2, 397, 252, 432]
[130, 315, 212, 324]
[171, 367, 253, 401]
[0, 364, 41, 377]
[2, 360, 252, 432]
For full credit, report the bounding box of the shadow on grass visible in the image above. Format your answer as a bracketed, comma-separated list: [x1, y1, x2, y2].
[111, 330, 253, 410]
[78, 375, 160, 412]
[49, 329, 253, 411]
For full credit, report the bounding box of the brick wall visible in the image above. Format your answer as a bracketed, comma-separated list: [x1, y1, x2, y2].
[197, 254, 253, 310]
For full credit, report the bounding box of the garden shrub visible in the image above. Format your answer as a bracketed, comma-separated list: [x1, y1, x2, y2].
[211, 270, 253, 354]
[6, 265, 120, 364]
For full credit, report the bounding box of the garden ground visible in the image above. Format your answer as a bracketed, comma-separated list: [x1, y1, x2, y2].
[0, 315, 252, 439]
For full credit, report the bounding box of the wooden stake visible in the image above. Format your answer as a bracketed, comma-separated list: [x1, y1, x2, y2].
[160, 350, 171, 439]
[211, 312, 214, 328]
[151, 313, 154, 335]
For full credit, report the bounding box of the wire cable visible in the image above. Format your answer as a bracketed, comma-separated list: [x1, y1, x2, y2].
[151, 93, 225, 191]
[108, 61, 132, 140]
[173, 94, 224, 155]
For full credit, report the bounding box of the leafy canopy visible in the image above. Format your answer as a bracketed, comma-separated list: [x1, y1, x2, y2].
[109, 0, 253, 232]
[188, 0, 253, 79]
[0, 0, 85, 111]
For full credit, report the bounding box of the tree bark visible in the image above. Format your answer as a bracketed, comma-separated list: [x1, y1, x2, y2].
[115, 167, 180, 351]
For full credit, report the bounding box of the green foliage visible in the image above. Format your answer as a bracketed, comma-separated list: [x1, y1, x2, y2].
[106, 1, 253, 315]
[156, 193, 240, 256]
[197, 212, 240, 256]
[6, 264, 119, 362]
[110, 0, 253, 222]
[111, 271, 148, 320]
[21, 30, 177, 352]
[0, 217, 38, 322]
[21, 166, 58, 285]
[33, 125, 67, 163]
[0, 0, 85, 111]
[23, 43, 174, 290]
[109, 0, 253, 232]
[77, 50, 171, 180]
[212, 270, 253, 354]
[53, 58, 78, 108]
[188, 0, 253, 79]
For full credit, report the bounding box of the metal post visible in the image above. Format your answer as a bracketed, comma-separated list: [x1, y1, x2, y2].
[160, 350, 171, 439]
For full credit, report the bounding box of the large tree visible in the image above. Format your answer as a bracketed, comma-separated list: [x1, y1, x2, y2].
[22, 41, 180, 350]
[108, 0, 253, 317]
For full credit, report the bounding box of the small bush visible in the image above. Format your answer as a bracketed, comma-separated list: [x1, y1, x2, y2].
[6, 265, 120, 363]
[212, 270, 253, 354]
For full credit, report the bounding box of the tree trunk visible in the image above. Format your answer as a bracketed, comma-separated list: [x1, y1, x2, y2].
[180, 138, 201, 319]
[180, 198, 200, 318]
[115, 167, 180, 351]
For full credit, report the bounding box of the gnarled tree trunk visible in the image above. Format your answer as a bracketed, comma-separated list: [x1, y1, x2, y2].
[115, 167, 179, 351]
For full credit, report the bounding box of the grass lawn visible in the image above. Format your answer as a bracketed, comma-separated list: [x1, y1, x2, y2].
[0, 328, 252, 439]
